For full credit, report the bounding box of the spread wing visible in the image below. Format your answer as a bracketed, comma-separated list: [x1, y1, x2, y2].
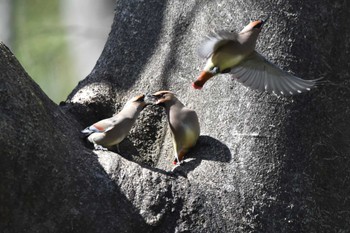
[230, 52, 321, 95]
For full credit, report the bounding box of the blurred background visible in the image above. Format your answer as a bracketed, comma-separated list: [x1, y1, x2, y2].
[0, 0, 115, 103]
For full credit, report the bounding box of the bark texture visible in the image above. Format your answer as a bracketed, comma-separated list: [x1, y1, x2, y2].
[1, 0, 350, 232]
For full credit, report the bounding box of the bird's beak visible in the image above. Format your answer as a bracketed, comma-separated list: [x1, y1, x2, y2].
[262, 16, 269, 24]
[144, 94, 158, 105]
[192, 71, 215, 90]
[253, 16, 269, 28]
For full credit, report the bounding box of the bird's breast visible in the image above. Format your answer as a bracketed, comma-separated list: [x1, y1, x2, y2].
[211, 51, 245, 70]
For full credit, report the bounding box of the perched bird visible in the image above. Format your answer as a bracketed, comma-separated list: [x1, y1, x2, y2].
[81, 94, 149, 150]
[147, 91, 200, 165]
[192, 18, 320, 95]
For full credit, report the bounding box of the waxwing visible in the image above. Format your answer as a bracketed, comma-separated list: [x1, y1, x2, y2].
[192, 18, 321, 95]
[146, 91, 200, 165]
[81, 94, 149, 150]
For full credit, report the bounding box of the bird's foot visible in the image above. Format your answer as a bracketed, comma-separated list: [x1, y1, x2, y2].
[94, 144, 108, 151]
[170, 162, 188, 177]
[172, 159, 184, 166]
[171, 163, 181, 172]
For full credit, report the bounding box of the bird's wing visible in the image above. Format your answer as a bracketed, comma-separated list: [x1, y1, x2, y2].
[230, 52, 320, 95]
[197, 30, 239, 59]
[178, 108, 200, 145]
[81, 119, 115, 134]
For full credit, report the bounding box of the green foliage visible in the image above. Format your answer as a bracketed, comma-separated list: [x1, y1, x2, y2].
[12, 0, 76, 103]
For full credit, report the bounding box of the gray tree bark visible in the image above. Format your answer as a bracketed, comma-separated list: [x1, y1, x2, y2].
[1, 0, 350, 232]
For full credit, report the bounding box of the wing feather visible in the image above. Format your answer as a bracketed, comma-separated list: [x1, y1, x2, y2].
[230, 52, 321, 95]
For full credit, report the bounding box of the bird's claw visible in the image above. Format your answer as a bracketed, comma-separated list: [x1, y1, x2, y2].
[94, 144, 108, 151]
[171, 163, 182, 172]
[173, 159, 184, 166]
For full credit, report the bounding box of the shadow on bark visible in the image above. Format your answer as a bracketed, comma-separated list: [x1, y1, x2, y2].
[170, 135, 232, 177]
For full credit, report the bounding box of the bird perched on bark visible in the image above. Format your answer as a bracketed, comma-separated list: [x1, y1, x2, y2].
[146, 91, 200, 165]
[81, 94, 150, 150]
[192, 18, 320, 95]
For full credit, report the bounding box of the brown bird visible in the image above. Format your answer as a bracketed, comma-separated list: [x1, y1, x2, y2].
[81, 94, 149, 150]
[147, 91, 200, 165]
[192, 18, 320, 95]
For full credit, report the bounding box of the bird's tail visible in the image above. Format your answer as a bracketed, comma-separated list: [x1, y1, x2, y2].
[81, 128, 93, 138]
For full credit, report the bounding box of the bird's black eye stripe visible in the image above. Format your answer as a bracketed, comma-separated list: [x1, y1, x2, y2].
[152, 94, 164, 99]
[253, 22, 263, 29]
[136, 96, 145, 102]
[221, 68, 231, 74]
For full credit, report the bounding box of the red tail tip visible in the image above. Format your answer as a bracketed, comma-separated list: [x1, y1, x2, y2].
[192, 82, 202, 90]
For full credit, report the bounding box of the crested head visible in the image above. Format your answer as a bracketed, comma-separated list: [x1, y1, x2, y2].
[129, 94, 145, 102]
[151, 90, 177, 106]
[152, 90, 175, 96]
[239, 20, 265, 34]
[124, 94, 147, 110]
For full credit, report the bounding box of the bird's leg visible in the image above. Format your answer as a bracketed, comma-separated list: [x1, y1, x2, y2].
[94, 144, 108, 151]
[173, 150, 187, 165]
[171, 150, 189, 172]
[173, 154, 180, 165]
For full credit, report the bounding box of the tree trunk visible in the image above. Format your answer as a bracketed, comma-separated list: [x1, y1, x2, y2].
[1, 1, 350, 232]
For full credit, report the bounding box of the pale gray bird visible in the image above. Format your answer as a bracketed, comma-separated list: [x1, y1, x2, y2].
[148, 91, 200, 165]
[192, 18, 320, 95]
[81, 94, 149, 150]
